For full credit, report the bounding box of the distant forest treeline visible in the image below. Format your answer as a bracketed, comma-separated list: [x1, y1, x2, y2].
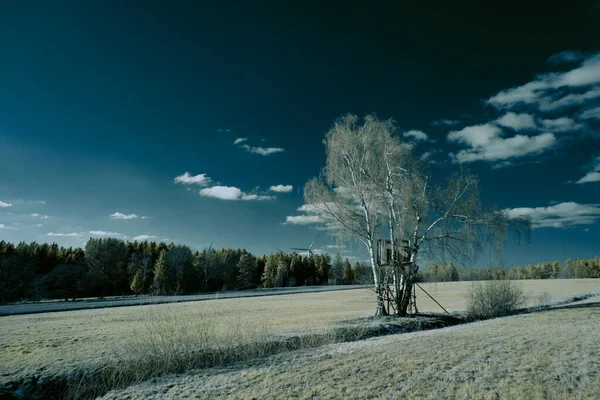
[0, 239, 371, 303]
[419, 258, 600, 282]
[1, 239, 598, 303]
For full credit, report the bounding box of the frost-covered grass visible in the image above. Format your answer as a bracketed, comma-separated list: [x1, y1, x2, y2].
[101, 300, 600, 400]
[1, 279, 599, 398]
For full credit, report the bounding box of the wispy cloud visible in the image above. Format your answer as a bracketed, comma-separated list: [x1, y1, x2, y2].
[30, 213, 49, 219]
[241, 144, 284, 156]
[174, 172, 212, 186]
[581, 106, 600, 120]
[546, 50, 590, 65]
[233, 137, 248, 145]
[199, 186, 275, 201]
[133, 235, 156, 241]
[576, 156, 600, 184]
[504, 202, 600, 228]
[0, 201, 12, 208]
[241, 194, 276, 201]
[47, 232, 82, 237]
[217, 128, 231, 132]
[420, 148, 443, 162]
[403, 130, 431, 142]
[448, 123, 556, 163]
[431, 119, 459, 126]
[269, 184, 293, 193]
[487, 52, 600, 111]
[12, 199, 46, 206]
[89, 230, 126, 238]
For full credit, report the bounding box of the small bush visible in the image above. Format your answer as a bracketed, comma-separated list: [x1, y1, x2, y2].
[467, 280, 526, 320]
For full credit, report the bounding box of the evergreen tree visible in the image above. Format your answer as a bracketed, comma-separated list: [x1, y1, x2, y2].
[331, 253, 344, 285]
[342, 258, 354, 284]
[261, 255, 278, 288]
[151, 250, 169, 295]
[130, 269, 144, 295]
[236, 253, 256, 290]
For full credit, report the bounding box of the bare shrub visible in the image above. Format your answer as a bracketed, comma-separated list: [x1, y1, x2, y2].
[467, 280, 527, 320]
[535, 291, 551, 310]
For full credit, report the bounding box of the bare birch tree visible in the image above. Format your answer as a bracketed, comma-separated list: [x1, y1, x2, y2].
[304, 114, 387, 315]
[304, 114, 530, 317]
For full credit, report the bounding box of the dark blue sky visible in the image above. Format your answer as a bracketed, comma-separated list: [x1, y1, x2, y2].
[1, 1, 599, 266]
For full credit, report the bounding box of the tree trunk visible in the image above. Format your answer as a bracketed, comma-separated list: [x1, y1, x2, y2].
[368, 246, 386, 317]
[398, 277, 413, 317]
[399, 251, 418, 317]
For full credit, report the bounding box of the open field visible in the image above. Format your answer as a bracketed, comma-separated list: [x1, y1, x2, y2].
[101, 299, 600, 400]
[0, 285, 365, 317]
[1, 279, 599, 398]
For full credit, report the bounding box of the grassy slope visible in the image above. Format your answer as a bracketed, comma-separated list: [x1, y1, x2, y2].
[101, 301, 600, 400]
[1, 280, 599, 389]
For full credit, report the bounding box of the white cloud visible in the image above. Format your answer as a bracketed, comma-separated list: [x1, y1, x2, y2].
[581, 106, 600, 120]
[241, 144, 284, 156]
[47, 232, 82, 237]
[576, 157, 600, 184]
[298, 204, 317, 212]
[200, 186, 242, 200]
[174, 172, 212, 186]
[110, 212, 140, 220]
[326, 244, 345, 249]
[577, 172, 600, 184]
[448, 123, 556, 163]
[199, 186, 275, 201]
[504, 202, 600, 228]
[487, 53, 600, 110]
[217, 128, 231, 132]
[0, 201, 12, 208]
[495, 112, 537, 130]
[541, 117, 583, 133]
[285, 215, 325, 225]
[431, 119, 459, 126]
[89, 230, 126, 238]
[133, 235, 156, 241]
[0, 224, 4, 229]
[269, 184, 293, 193]
[233, 137, 248, 145]
[403, 130, 431, 141]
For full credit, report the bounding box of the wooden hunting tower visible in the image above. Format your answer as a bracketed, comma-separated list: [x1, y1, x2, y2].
[376, 239, 418, 315]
